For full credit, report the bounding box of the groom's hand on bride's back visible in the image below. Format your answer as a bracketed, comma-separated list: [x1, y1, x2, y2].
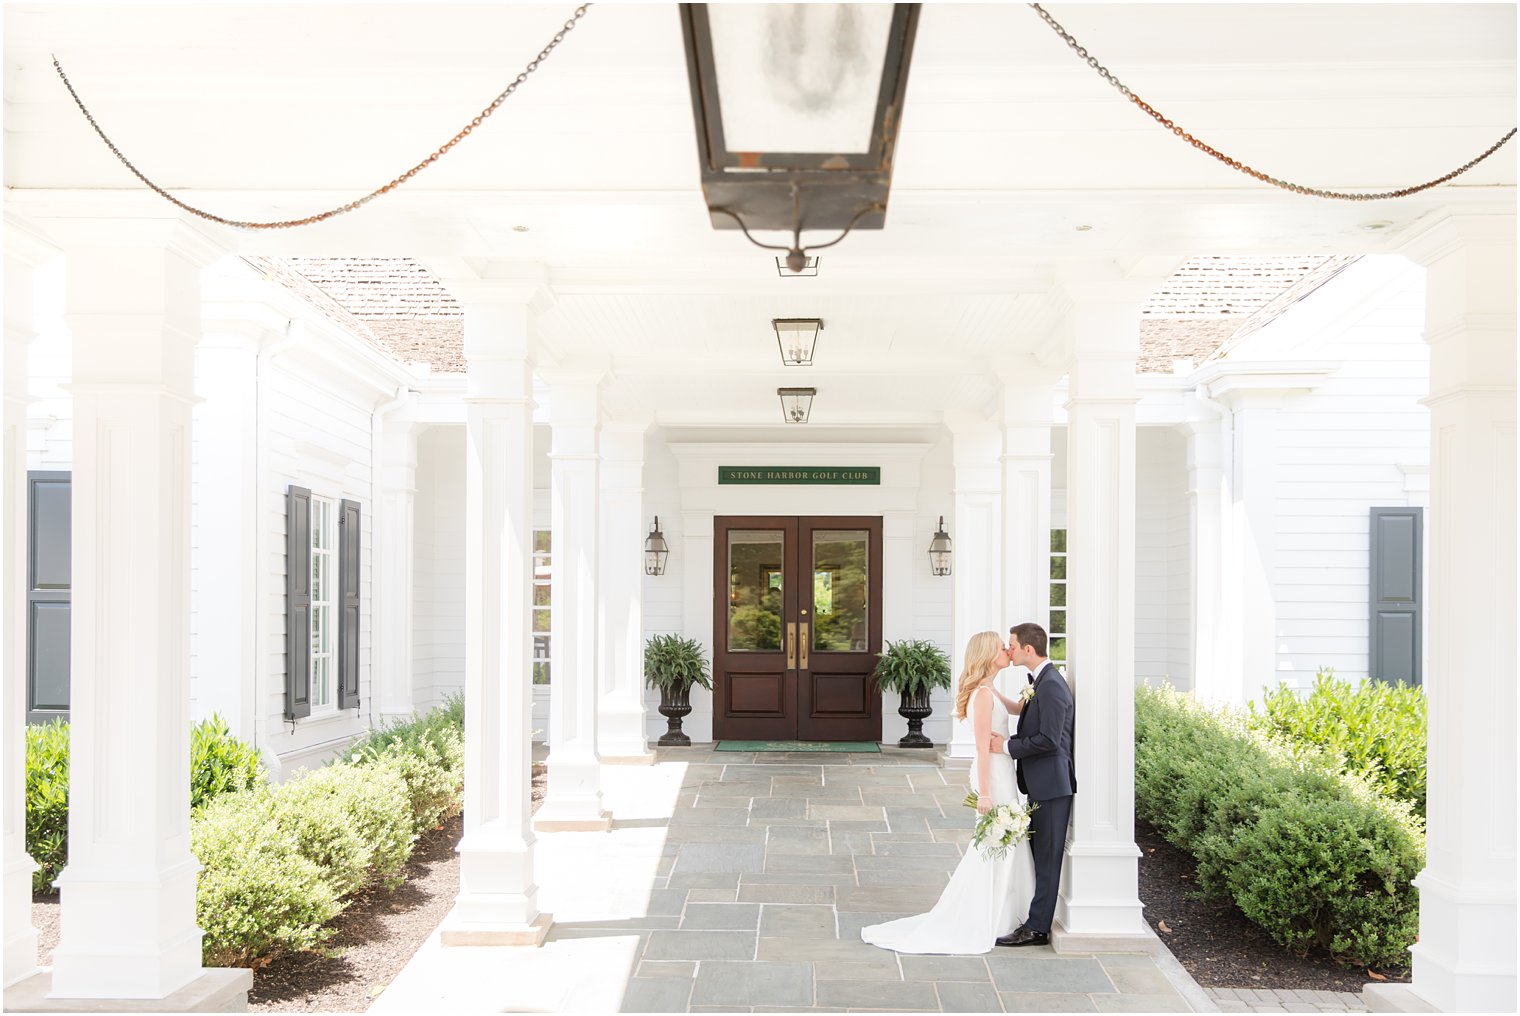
[989, 734, 1005, 754]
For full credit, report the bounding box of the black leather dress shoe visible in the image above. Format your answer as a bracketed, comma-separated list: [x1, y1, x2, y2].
[994, 926, 1050, 947]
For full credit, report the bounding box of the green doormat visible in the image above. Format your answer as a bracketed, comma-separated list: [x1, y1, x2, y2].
[714, 740, 881, 753]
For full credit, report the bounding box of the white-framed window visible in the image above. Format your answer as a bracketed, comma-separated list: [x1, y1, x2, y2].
[1049, 528, 1067, 662]
[532, 529, 552, 684]
[310, 495, 337, 713]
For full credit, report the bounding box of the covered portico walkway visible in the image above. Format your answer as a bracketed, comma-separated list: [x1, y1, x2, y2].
[372, 747, 1207, 1014]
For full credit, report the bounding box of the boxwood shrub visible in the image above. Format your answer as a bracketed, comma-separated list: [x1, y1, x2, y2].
[1249, 669, 1426, 818]
[1136, 684, 1423, 968]
[26, 714, 267, 893]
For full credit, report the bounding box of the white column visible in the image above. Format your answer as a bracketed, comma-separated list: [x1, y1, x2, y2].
[596, 422, 653, 763]
[535, 374, 611, 830]
[1181, 404, 1226, 704]
[440, 283, 550, 946]
[679, 509, 715, 744]
[376, 394, 419, 725]
[946, 415, 1002, 759]
[879, 509, 917, 746]
[1056, 270, 1149, 945]
[46, 219, 243, 1000]
[1370, 212, 1517, 1014]
[3, 217, 56, 988]
[1226, 396, 1280, 702]
[1000, 369, 1056, 700]
[191, 295, 267, 741]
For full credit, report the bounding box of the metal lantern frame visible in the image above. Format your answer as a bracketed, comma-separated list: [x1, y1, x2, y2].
[678, 3, 922, 263]
[777, 387, 817, 424]
[774, 318, 823, 366]
[644, 517, 670, 576]
[928, 515, 952, 576]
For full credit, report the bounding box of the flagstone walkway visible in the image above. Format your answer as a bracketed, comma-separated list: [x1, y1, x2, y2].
[372, 745, 1210, 1013]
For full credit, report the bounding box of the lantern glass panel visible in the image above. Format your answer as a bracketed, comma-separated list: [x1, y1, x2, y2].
[705, 4, 894, 154]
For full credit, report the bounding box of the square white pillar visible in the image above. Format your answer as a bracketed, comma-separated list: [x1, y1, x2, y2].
[1000, 369, 1056, 701]
[596, 422, 654, 764]
[45, 219, 237, 1000]
[535, 374, 611, 830]
[1371, 212, 1517, 1014]
[376, 394, 420, 726]
[1055, 269, 1149, 945]
[1181, 407, 1226, 704]
[439, 281, 551, 947]
[946, 416, 1003, 759]
[3, 217, 56, 988]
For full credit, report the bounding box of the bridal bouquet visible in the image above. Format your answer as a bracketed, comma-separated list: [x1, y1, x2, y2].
[961, 791, 1037, 860]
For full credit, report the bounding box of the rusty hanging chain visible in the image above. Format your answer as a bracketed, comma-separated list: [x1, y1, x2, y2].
[1029, 3, 1516, 201]
[51, 5, 591, 230]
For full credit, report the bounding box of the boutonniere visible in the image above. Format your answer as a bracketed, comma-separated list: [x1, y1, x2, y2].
[1020, 684, 1036, 702]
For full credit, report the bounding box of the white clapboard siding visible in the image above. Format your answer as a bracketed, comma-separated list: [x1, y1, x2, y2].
[1232, 256, 1429, 687]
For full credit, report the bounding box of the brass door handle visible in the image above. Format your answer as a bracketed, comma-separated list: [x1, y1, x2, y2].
[786, 623, 797, 669]
[799, 623, 809, 669]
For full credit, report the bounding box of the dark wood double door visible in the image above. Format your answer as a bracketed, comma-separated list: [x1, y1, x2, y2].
[713, 516, 882, 742]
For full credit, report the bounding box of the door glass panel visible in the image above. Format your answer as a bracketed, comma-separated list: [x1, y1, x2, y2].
[812, 530, 868, 652]
[728, 530, 784, 651]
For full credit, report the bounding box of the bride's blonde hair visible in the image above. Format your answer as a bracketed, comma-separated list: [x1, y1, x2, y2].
[954, 631, 1005, 720]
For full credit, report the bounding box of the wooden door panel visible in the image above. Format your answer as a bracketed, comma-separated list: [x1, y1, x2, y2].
[714, 514, 882, 743]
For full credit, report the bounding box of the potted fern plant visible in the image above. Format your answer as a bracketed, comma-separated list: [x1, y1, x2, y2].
[872, 639, 952, 748]
[645, 634, 712, 746]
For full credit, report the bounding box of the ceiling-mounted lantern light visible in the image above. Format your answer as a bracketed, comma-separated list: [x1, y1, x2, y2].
[644, 517, 670, 576]
[774, 318, 823, 366]
[776, 255, 820, 278]
[778, 387, 817, 424]
[928, 516, 952, 576]
[679, 3, 922, 268]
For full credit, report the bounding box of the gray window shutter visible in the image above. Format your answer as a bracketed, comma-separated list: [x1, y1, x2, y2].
[285, 485, 312, 719]
[1370, 507, 1422, 686]
[337, 498, 361, 710]
[27, 472, 71, 724]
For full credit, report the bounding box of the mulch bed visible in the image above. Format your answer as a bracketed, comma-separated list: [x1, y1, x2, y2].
[30, 764, 548, 1014]
[1136, 817, 1410, 992]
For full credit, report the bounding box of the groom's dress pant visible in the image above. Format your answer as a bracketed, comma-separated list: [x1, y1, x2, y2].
[1026, 793, 1073, 934]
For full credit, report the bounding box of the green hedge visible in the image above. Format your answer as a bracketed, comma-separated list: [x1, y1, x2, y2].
[1136, 684, 1424, 968]
[26, 715, 265, 893]
[24, 721, 69, 893]
[1249, 669, 1426, 818]
[192, 698, 466, 966]
[29, 700, 466, 967]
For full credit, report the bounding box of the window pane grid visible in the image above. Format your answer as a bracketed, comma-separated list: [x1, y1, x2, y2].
[533, 530, 552, 684]
[1049, 528, 1067, 662]
[310, 498, 335, 712]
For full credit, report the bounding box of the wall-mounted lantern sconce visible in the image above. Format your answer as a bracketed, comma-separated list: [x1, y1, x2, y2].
[645, 517, 670, 576]
[774, 318, 823, 366]
[778, 387, 816, 424]
[928, 516, 952, 576]
[679, 3, 922, 269]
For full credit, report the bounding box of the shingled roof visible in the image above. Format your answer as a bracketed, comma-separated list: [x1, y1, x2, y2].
[252, 254, 1358, 377]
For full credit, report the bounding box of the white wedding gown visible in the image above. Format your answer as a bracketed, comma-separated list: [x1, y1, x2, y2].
[861, 689, 1034, 955]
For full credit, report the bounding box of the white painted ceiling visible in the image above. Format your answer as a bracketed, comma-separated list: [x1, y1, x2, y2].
[4, 3, 1515, 429]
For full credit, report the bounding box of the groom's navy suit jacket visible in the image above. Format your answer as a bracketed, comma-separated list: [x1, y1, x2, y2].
[1005, 662, 1076, 801]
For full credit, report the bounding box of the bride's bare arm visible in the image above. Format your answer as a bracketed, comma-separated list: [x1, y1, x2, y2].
[972, 686, 993, 814]
[992, 687, 1024, 715]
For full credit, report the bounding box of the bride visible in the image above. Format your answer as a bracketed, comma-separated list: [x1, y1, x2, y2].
[861, 630, 1035, 955]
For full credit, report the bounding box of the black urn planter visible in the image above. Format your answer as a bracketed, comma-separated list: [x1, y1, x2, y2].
[897, 688, 935, 748]
[657, 685, 694, 746]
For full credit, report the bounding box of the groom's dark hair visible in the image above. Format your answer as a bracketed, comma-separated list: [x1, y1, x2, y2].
[1009, 623, 1048, 657]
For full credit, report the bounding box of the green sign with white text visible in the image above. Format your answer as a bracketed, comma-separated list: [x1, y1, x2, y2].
[718, 466, 880, 485]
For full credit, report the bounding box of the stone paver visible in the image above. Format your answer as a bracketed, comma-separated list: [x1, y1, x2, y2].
[373, 746, 1214, 1012]
[1205, 986, 1370, 1013]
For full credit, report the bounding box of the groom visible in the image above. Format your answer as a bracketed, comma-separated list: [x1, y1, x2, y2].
[988, 622, 1075, 947]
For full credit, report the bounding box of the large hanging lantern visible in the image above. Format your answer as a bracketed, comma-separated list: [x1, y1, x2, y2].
[928, 515, 952, 576]
[679, 4, 922, 270]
